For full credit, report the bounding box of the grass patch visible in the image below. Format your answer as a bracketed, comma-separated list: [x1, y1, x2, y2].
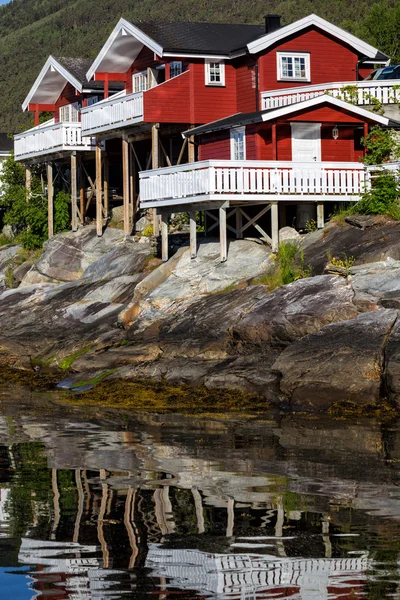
[0, 234, 12, 247]
[251, 241, 311, 292]
[58, 346, 92, 371]
[329, 203, 358, 225]
[70, 369, 116, 389]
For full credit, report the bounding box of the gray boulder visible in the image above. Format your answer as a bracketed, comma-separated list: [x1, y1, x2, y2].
[278, 226, 300, 244]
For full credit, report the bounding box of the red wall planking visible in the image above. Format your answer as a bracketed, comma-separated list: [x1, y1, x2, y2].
[236, 57, 257, 113]
[54, 83, 81, 122]
[144, 71, 192, 123]
[191, 61, 237, 124]
[198, 131, 230, 160]
[258, 27, 360, 92]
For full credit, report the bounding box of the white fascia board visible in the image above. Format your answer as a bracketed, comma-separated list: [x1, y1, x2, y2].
[248, 14, 385, 60]
[261, 94, 390, 125]
[22, 56, 83, 112]
[86, 18, 164, 81]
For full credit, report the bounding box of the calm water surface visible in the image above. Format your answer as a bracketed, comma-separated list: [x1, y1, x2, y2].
[0, 386, 400, 599]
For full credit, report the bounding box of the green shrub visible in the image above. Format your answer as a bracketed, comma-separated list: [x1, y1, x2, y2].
[253, 241, 311, 291]
[362, 126, 400, 166]
[358, 172, 400, 218]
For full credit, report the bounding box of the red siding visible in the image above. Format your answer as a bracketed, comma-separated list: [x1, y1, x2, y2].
[287, 105, 366, 123]
[246, 125, 258, 159]
[54, 83, 81, 122]
[258, 27, 359, 92]
[198, 131, 230, 160]
[321, 124, 363, 161]
[144, 71, 192, 123]
[191, 60, 237, 124]
[236, 57, 257, 113]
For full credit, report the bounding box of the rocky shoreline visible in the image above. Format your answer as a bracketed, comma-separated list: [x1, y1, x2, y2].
[2, 217, 400, 411]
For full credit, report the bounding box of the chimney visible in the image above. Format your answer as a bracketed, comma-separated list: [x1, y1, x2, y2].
[264, 14, 281, 33]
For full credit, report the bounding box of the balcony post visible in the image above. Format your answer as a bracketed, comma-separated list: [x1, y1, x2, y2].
[122, 135, 130, 237]
[152, 124, 160, 237]
[161, 211, 169, 262]
[188, 126, 196, 164]
[219, 206, 227, 262]
[25, 166, 31, 202]
[103, 152, 109, 219]
[96, 140, 103, 237]
[71, 152, 78, 232]
[317, 202, 324, 229]
[271, 201, 278, 253]
[190, 210, 197, 259]
[47, 162, 54, 238]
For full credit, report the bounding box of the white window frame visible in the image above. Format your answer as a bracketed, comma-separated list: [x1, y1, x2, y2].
[170, 61, 183, 78]
[59, 102, 80, 123]
[87, 95, 99, 106]
[276, 52, 310, 82]
[205, 59, 225, 86]
[132, 70, 148, 94]
[230, 126, 246, 160]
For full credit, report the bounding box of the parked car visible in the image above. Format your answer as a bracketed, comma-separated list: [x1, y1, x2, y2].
[364, 65, 400, 80]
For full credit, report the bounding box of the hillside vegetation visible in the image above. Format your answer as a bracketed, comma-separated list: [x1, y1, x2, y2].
[0, 0, 399, 133]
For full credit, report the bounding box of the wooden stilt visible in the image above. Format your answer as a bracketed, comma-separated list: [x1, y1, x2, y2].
[188, 125, 195, 163]
[122, 136, 130, 237]
[161, 212, 168, 262]
[103, 153, 109, 219]
[47, 162, 54, 238]
[152, 124, 160, 237]
[79, 160, 85, 224]
[189, 210, 197, 259]
[219, 206, 227, 262]
[271, 202, 279, 253]
[71, 152, 78, 232]
[235, 207, 243, 239]
[25, 166, 31, 202]
[317, 202, 324, 229]
[95, 142, 103, 237]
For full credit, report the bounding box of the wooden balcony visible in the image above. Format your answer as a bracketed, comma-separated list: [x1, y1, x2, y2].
[80, 91, 144, 136]
[261, 80, 400, 110]
[139, 160, 367, 208]
[14, 119, 97, 162]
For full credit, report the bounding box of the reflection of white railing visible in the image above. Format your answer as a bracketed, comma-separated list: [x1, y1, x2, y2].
[81, 91, 144, 135]
[14, 120, 97, 161]
[262, 79, 400, 109]
[139, 160, 366, 207]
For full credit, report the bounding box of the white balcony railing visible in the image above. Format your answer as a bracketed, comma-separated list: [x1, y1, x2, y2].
[14, 119, 97, 161]
[139, 160, 367, 208]
[81, 91, 144, 136]
[261, 80, 400, 110]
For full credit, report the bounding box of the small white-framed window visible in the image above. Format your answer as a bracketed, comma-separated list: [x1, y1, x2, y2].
[205, 59, 225, 86]
[59, 102, 80, 122]
[132, 71, 148, 93]
[87, 95, 99, 106]
[170, 61, 183, 78]
[277, 52, 310, 81]
[230, 126, 246, 160]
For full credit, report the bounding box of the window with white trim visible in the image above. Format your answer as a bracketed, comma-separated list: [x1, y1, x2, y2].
[277, 52, 310, 81]
[230, 126, 246, 160]
[59, 102, 80, 122]
[205, 60, 225, 86]
[87, 95, 99, 106]
[132, 71, 148, 93]
[170, 61, 183, 78]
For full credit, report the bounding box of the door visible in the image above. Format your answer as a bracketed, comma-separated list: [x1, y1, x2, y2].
[291, 123, 321, 162]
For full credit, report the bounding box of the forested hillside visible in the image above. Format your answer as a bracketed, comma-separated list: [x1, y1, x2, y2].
[0, 0, 399, 132]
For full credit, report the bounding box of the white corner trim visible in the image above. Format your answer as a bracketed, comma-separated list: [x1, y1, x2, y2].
[22, 56, 83, 112]
[86, 18, 164, 81]
[247, 13, 385, 60]
[261, 94, 390, 125]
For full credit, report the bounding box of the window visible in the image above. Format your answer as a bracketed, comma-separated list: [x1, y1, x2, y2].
[87, 96, 99, 106]
[205, 60, 225, 86]
[170, 61, 183, 78]
[277, 52, 310, 81]
[59, 102, 80, 122]
[230, 127, 246, 160]
[132, 71, 147, 93]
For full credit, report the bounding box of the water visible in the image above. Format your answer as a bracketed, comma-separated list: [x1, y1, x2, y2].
[0, 387, 400, 598]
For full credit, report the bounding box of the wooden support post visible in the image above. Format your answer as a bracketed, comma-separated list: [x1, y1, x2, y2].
[129, 144, 134, 222]
[219, 206, 227, 262]
[103, 153, 109, 219]
[122, 136, 130, 237]
[25, 166, 31, 202]
[317, 202, 324, 229]
[272, 123, 277, 160]
[235, 207, 243, 239]
[79, 160, 85, 224]
[189, 210, 197, 259]
[95, 141, 103, 237]
[188, 125, 195, 163]
[161, 212, 168, 262]
[271, 202, 279, 253]
[47, 162, 54, 238]
[152, 124, 160, 237]
[71, 152, 78, 232]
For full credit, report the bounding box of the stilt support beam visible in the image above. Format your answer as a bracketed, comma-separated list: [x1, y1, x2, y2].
[190, 210, 197, 259]
[71, 152, 78, 232]
[271, 202, 279, 253]
[317, 202, 324, 229]
[95, 141, 103, 237]
[235, 207, 243, 239]
[103, 153, 109, 219]
[47, 162, 54, 238]
[219, 206, 227, 262]
[25, 166, 31, 202]
[161, 212, 169, 262]
[152, 124, 160, 237]
[122, 136, 130, 236]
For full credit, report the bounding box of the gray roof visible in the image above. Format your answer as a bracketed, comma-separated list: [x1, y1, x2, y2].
[136, 21, 266, 55]
[55, 57, 124, 91]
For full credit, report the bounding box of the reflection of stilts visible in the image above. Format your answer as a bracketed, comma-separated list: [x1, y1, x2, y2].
[98, 470, 109, 568]
[322, 517, 332, 558]
[73, 469, 84, 543]
[226, 497, 234, 538]
[51, 469, 60, 540]
[82, 470, 91, 515]
[275, 500, 286, 557]
[153, 487, 175, 536]
[124, 488, 138, 569]
[192, 487, 205, 534]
